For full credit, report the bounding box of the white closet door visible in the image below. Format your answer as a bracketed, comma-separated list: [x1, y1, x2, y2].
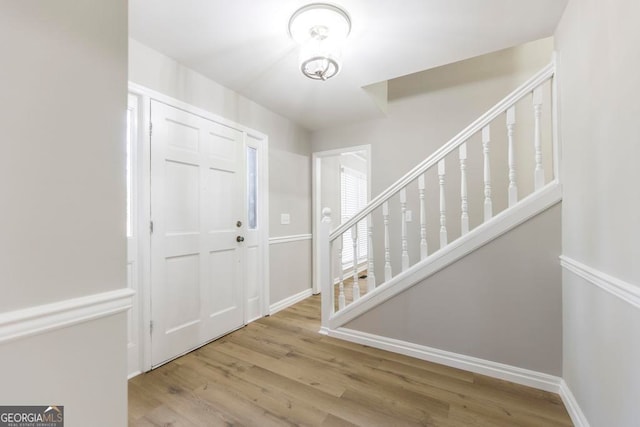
[150, 100, 245, 367]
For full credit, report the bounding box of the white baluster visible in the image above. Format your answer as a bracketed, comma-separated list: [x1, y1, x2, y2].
[533, 87, 545, 190]
[400, 188, 410, 271]
[438, 160, 447, 248]
[351, 224, 360, 301]
[418, 174, 428, 260]
[366, 214, 376, 292]
[337, 237, 345, 310]
[459, 143, 469, 235]
[507, 106, 518, 207]
[383, 201, 392, 282]
[482, 126, 493, 221]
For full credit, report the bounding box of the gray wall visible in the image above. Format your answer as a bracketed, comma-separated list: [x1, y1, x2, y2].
[129, 39, 313, 304]
[555, 0, 640, 425]
[270, 240, 312, 303]
[0, 1, 128, 425]
[346, 204, 563, 375]
[312, 38, 554, 285]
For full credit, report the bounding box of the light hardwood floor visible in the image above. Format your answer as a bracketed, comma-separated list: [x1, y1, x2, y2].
[129, 295, 573, 426]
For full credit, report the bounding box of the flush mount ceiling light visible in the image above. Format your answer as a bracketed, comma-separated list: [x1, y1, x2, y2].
[288, 3, 351, 81]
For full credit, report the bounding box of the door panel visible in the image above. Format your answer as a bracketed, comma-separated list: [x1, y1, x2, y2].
[150, 100, 245, 367]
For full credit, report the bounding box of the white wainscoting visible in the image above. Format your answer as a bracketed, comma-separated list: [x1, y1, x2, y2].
[0, 288, 135, 344]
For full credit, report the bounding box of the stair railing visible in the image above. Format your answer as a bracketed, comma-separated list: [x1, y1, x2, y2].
[319, 61, 557, 329]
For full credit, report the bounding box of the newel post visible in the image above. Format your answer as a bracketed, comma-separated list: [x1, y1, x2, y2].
[319, 208, 333, 330]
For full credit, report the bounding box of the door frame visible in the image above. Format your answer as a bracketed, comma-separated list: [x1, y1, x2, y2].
[128, 82, 270, 373]
[311, 145, 371, 294]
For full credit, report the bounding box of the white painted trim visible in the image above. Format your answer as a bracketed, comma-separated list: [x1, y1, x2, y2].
[330, 181, 562, 328]
[330, 63, 555, 239]
[269, 289, 313, 316]
[560, 256, 640, 309]
[551, 51, 561, 183]
[559, 380, 591, 427]
[127, 82, 268, 140]
[0, 288, 135, 345]
[312, 145, 372, 295]
[128, 82, 270, 372]
[249, 132, 271, 321]
[128, 370, 142, 380]
[269, 234, 312, 245]
[326, 327, 562, 393]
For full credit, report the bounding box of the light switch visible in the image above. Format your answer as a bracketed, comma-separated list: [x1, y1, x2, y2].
[280, 213, 291, 225]
[405, 210, 413, 222]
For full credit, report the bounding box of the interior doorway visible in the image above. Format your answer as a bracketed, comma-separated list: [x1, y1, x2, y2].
[312, 146, 371, 294]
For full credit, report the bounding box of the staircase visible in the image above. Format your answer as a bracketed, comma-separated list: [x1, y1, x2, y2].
[318, 61, 560, 333]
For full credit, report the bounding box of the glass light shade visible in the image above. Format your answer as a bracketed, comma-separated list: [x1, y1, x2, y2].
[299, 36, 341, 80]
[288, 3, 351, 81]
[288, 4, 351, 44]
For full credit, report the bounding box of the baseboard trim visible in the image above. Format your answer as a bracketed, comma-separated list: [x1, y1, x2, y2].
[0, 288, 135, 344]
[559, 380, 591, 427]
[560, 256, 640, 309]
[269, 288, 313, 315]
[128, 370, 142, 380]
[326, 327, 562, 393]
[269, 234, 312, 245]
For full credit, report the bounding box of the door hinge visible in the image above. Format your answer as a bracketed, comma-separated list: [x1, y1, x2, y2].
[149, 122, 153, 136]
[150, 220, 154, 234]
[150, 320, 154, 335]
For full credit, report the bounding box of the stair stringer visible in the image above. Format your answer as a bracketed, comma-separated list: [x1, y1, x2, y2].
[323, 180, 562, 331]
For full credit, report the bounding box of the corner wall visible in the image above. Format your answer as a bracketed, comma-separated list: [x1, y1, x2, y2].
[128, 39, 313, 306]
[555, 0, 640, 425]
[0, 1, 129, 425]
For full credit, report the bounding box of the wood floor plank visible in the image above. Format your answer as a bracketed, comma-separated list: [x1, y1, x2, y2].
[214, 339, 348, 398]
[182, 350, 329, 426]
[129, 294, 573, 426]
[319, 414, 359, 427]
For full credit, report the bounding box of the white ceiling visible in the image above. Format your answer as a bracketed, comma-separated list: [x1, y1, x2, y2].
[130, 0, 567, 131]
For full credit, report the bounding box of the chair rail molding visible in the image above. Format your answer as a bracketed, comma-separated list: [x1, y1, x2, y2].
[0, 288, 135, 344]
[560, 256, 640, 309]
[269, 234, 312, 245]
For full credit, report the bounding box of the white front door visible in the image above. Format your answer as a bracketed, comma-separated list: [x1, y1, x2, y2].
[150, 100, 245, 367]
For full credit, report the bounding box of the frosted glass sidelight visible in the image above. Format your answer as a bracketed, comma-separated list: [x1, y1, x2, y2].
[247, 147, 258, 229]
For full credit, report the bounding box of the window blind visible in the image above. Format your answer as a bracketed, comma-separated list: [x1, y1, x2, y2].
[341, 166, 368, 267]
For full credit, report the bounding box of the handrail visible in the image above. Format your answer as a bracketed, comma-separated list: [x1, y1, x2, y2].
[329, 61, 555, 241]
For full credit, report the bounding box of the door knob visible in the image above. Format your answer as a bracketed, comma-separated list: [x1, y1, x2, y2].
[236, 236, 245, 243]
